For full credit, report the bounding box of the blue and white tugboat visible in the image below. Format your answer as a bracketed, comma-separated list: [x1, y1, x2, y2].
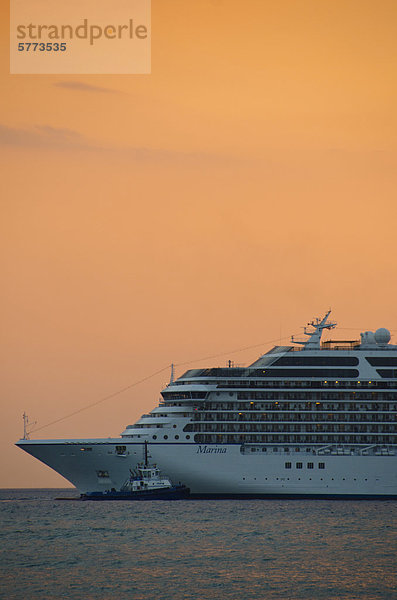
[81, 442, 189, 501]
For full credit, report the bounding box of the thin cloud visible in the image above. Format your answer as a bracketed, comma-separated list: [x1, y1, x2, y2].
[0, 123, 240, 166]
[54, 81, 120, 94]
[36, 125, 82, 139]
[0, 124, 86, 149]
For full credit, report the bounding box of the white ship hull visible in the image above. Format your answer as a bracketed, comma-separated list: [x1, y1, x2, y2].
[17, 439, 397, 497]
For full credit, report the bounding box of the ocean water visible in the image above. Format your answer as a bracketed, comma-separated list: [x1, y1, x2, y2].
[0, 489, 395, 600]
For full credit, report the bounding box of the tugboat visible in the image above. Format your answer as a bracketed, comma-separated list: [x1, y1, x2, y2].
[81, 442, 190, 501]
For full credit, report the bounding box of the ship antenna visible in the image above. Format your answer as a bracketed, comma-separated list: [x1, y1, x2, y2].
[170, 363, 175, 384]
[22, 412, 37, 440]
[144, 440, 148, 467]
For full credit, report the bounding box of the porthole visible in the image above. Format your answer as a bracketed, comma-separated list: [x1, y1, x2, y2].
[175, 435, 179, 440]
[186, 435, 190, 440]
[164, 435, 168, 440]
[173, 425, 177, 428]
[152, 435, 157, 440]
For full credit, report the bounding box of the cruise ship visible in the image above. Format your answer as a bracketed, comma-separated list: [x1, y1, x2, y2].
[16, 312, 397, 498]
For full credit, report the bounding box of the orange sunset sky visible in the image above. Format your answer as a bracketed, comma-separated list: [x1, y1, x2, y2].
[1, 0, 396, 487]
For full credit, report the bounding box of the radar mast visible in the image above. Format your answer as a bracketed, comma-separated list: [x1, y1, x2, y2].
[291, 310, 336, 349]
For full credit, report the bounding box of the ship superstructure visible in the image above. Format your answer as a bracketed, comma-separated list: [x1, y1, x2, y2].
[17, 312, 397, 498]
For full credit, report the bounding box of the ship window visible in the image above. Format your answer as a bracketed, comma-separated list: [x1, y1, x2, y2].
[164, 435, 168, 440]
[296, 462, 303, 469]
[273, 356, 359, 367]
[175, 435, 179, 439]
[376, 369, 397, 378]
[152, 435, 157, 440]
[285, 462, 291, 469]
[307, 462, 314, 469]
[366, 357, 397, 367]
[319, 463, 325, 469]
[249, 368, 359, 378]
[96, 470, 109, 478]
[115, 446, 126, 455]
[162, 391, 192, 400]
[186, 435, 190, 439]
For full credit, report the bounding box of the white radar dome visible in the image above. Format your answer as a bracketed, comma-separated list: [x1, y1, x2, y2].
[374, 328, 391, 345]
[360, 331, 376, 345]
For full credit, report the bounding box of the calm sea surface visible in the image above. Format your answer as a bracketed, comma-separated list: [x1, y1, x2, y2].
[0, 489, 396, 600]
